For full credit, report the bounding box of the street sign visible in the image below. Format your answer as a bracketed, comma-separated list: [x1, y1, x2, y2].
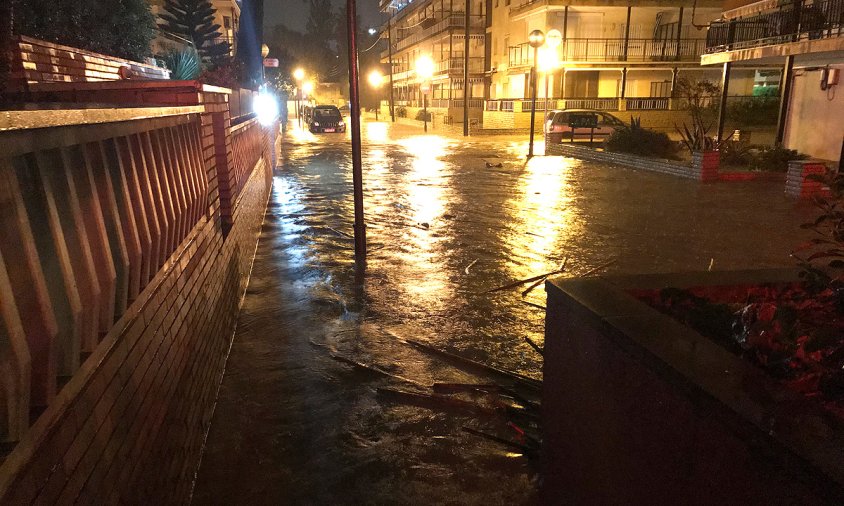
[263, 58, 279, 68]
[420, 81, 431, 93]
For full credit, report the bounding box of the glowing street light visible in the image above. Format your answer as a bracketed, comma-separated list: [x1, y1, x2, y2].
[368, 69, 385, 121]
[527, 29, 545, 158]
[293, 68, 306, 127]
[293, 68, 305, 81]
[302, 81, 314, 96]
[415, 55, 435, 132]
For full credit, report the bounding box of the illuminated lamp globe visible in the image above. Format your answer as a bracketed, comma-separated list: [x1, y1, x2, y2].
[528, 29, 546, 48]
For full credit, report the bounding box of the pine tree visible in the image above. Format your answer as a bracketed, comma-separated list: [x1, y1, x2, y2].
[158, 0, 230, 62]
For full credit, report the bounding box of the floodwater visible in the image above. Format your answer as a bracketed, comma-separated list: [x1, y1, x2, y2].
[192, 120, 816, 505]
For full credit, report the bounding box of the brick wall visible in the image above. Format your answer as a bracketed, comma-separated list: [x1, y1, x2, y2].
[547, 143, 715, 181]
[0, 86, 273, 504]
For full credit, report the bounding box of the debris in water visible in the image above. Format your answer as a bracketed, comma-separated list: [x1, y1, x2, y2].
[520, 301, 546, 311]
[464, 259, 478, 275]
[523, 337, 544, 357]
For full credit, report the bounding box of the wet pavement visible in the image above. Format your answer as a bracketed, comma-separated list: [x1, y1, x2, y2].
[191, 119, 816, 505]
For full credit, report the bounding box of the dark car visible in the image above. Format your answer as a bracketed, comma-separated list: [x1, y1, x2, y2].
[544, 109, 625, 144]
[308, 105, 346, 133]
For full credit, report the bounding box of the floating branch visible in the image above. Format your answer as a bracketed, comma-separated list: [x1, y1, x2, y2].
[523, 336, 544, 357]
[402, 338, 542, 391]
[520, 301, 546, 311]
[464, 259, 478, 275]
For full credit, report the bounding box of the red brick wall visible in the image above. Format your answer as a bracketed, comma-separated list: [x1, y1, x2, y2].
[0, 88, 273, 504]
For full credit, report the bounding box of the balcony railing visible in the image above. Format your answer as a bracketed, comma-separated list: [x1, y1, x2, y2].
[385, 15, 485, 57]
[508, 38, 708, 66]
[485, 97, 673, 112]
[428, 98, 485, 108]
[706, 0, 844, 53]
[435, 57, 486, 75]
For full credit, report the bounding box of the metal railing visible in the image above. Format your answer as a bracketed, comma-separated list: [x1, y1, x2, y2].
[626, 97, 671, 110]
[706, 0, 844, 53]
[429, 98, 485, 108]
[508, 38, 707, 66]
[434, 57, 486, 75]
[389, 15, 485, 55]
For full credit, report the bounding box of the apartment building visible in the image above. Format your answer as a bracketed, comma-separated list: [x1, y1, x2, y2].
[380, 0, 487, 125]
[484, 0, 731, 129]
[149, 0, 240, 56]
[703, 0, 844, 163]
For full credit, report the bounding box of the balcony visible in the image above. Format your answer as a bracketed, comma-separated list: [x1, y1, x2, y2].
[705, 0, 844, 54]
[382, 15, 485, 58]
[507, 38, 708, 67]
[435, 57, 486, 75]
[485, 97, 671, 112]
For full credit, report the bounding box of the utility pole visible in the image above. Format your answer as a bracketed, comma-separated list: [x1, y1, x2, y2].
[462, 0, 470, 136]
[387, 17, 396, 122]
[346, 0, 366, 264]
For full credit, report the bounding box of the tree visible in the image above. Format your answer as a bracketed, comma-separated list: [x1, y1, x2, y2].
[158, 0, 230, 63]
[304, 0, 339, 81]
[11, 0, 156, 61]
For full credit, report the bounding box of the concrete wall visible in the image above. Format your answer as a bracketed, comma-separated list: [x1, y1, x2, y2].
[784, 62, 844, 163]
[0, 85, 275, 503]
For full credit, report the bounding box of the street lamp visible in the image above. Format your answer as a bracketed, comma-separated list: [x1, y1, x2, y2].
[527, 29, 545, 158]
[293, 68, 305, 127]
[368, 69, 384, 121]
[261, 44, 270, 86]
[415, 55, 434, 133]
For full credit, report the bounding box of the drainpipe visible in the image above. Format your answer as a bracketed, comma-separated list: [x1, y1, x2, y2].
[716, 61, 732, 143]
[775, 55, 794, 146]
[623, 6, 631, 62]
[675, 7, 684, 61]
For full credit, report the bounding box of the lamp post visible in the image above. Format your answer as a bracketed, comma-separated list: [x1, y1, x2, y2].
[527, 29, 545, 158]
[260, 44, 269, 85]
[293, 67, 305, 127]
[302, 80, 314, 125]
[367, 69, 384, 121]
[415, 55, 434, 133]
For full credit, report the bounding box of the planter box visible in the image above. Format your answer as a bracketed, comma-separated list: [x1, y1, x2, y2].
[543, 269, 844, 505]
[545, 143, 719, 182]
[786, 160, 830, 198]
[691, 150, 720, 182]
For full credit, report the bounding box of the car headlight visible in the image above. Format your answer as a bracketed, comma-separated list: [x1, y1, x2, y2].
[314, 122, 320, 126]
[338, 121, 344, 126]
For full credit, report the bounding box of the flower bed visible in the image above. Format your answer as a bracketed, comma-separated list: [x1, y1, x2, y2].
[543, 270, 844, 504]
[632, 281, 844, 418]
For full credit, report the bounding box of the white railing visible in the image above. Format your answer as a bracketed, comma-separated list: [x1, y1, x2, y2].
[626, 97, 670, 110]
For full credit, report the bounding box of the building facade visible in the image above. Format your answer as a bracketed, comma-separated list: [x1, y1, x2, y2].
[484, 0, 729, 129]
[703, 0, 844, 163]
[380, 0, 488, 125]
[148, 0, 240, 56]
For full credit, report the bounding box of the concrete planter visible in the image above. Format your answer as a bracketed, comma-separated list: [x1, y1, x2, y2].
[545, 143, 718, 182]
[786, 160, 830, 198]
[691, 150, 720, 182]
[543, 270, 844, 505]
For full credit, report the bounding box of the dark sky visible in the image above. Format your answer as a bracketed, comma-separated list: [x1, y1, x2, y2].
[264, 0, 384, 33]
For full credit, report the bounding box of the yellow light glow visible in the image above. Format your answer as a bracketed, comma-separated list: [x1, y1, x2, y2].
[415, 54, 435, 80]
[293, 68, 305, 81]
[368, 69, 384, 88]
[302, 81, 314, 95]
[545, 29, 562, 49]
[537, 46, 559, 73]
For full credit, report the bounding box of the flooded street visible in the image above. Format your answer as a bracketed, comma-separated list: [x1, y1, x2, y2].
[192, 120, 815, 505]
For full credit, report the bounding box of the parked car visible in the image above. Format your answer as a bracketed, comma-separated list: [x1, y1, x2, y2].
[544, 109, 625, 144]
[308, 105, 346, 133]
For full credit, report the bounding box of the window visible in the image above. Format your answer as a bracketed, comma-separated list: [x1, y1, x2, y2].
[224, 16, 232, 29]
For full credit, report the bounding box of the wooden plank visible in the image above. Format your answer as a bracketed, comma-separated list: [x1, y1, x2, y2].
[147, 130, 178, 260]
[83, 143, 129, 320]
[36, 149, 100, 355]
[63, 145, 117, 336]
[129, 134, 162, 278]
[0, 161, 58, 407]
[101, 139, 142, 301]
[117, 136, 153, 289]
[16, 153, 82, 379]
[138, 132, 168, 269]
[0, 247, 32, 441]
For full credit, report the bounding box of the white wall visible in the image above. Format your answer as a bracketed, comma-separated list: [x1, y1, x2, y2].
[785, 63, 844, 162]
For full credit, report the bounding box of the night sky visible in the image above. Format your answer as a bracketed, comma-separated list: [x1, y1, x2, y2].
[264, 0, 384, 33]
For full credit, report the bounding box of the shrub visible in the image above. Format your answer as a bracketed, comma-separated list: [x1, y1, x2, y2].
[728, 97, 779, 127]
[397, 106, 407, 118]
[754, 145, 808, 172]
[198, 58, 244, 88]
[159, 48, 201, 80]
[605, 117, 678, 159]
[720, 139, 757, 167]
[13, 0, 156, 61]
[415, 110, 432, 122]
